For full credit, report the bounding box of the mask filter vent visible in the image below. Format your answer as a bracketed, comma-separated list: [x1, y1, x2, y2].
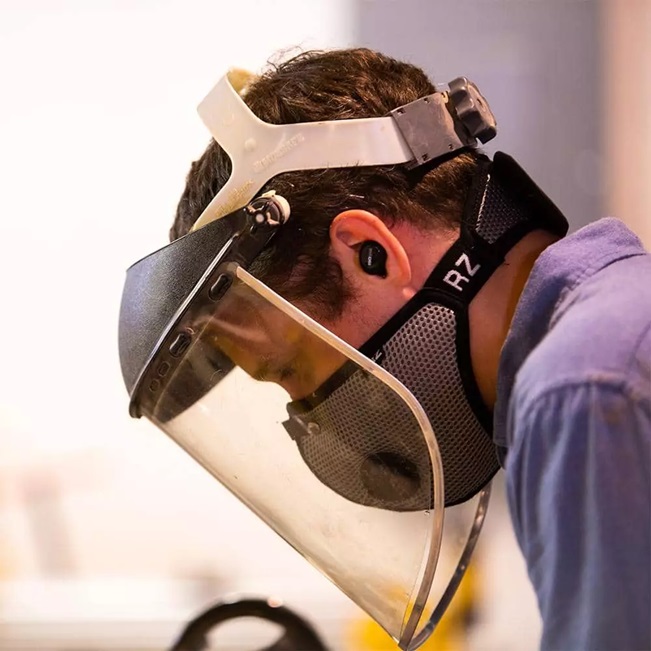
[286, 370, 434, 511]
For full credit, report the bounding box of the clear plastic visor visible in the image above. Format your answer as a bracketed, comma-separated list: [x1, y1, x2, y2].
[135, 264, 488, 649]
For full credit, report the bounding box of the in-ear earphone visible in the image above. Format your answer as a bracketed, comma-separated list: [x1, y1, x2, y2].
[359, 241, 387, 277]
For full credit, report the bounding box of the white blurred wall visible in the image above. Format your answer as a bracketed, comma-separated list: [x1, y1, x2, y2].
[0, 0, 356, 643]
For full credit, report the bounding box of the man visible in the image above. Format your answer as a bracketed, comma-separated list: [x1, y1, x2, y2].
[120, 48, 650, 649]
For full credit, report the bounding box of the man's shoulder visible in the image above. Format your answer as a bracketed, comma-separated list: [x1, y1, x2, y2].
[502, 222, 651, 651]
[514, 243, 651, 411]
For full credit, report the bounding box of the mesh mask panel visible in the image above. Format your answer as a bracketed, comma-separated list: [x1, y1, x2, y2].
[475, 171, 529, 244]
[286, 305, 497, 510]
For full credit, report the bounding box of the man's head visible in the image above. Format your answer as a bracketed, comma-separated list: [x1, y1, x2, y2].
[171, 49, 481, 337]
[119, 45, 569, 644]
[155, 45, 567, 477]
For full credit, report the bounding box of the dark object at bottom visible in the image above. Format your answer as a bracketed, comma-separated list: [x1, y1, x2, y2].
[169, 597, 329, 651]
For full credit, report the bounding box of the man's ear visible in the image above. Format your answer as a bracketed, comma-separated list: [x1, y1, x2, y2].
[329, 210, 412, 287]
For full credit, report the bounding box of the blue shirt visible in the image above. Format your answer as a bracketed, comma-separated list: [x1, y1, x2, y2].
[495, 218, 651, 651]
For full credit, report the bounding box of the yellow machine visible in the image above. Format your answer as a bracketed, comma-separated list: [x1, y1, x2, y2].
[346, 564, 479, 651]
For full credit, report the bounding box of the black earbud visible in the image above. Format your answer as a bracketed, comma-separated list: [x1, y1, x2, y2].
[359, 241, 387, 277]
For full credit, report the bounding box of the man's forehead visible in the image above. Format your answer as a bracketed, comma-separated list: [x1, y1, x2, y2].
[205, 296, 341, 368]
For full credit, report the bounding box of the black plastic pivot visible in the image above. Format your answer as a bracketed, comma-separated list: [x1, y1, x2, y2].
[448, 77, 497, 144]
[246, 192, 290, 226]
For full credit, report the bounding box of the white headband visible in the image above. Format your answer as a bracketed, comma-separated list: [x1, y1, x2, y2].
[192, 69, 496, 231]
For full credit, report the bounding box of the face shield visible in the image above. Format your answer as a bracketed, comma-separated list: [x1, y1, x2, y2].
[119, 70, 500, 649]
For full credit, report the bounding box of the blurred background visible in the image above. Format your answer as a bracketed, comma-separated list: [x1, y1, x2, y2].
[0, 0, 648, 649]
